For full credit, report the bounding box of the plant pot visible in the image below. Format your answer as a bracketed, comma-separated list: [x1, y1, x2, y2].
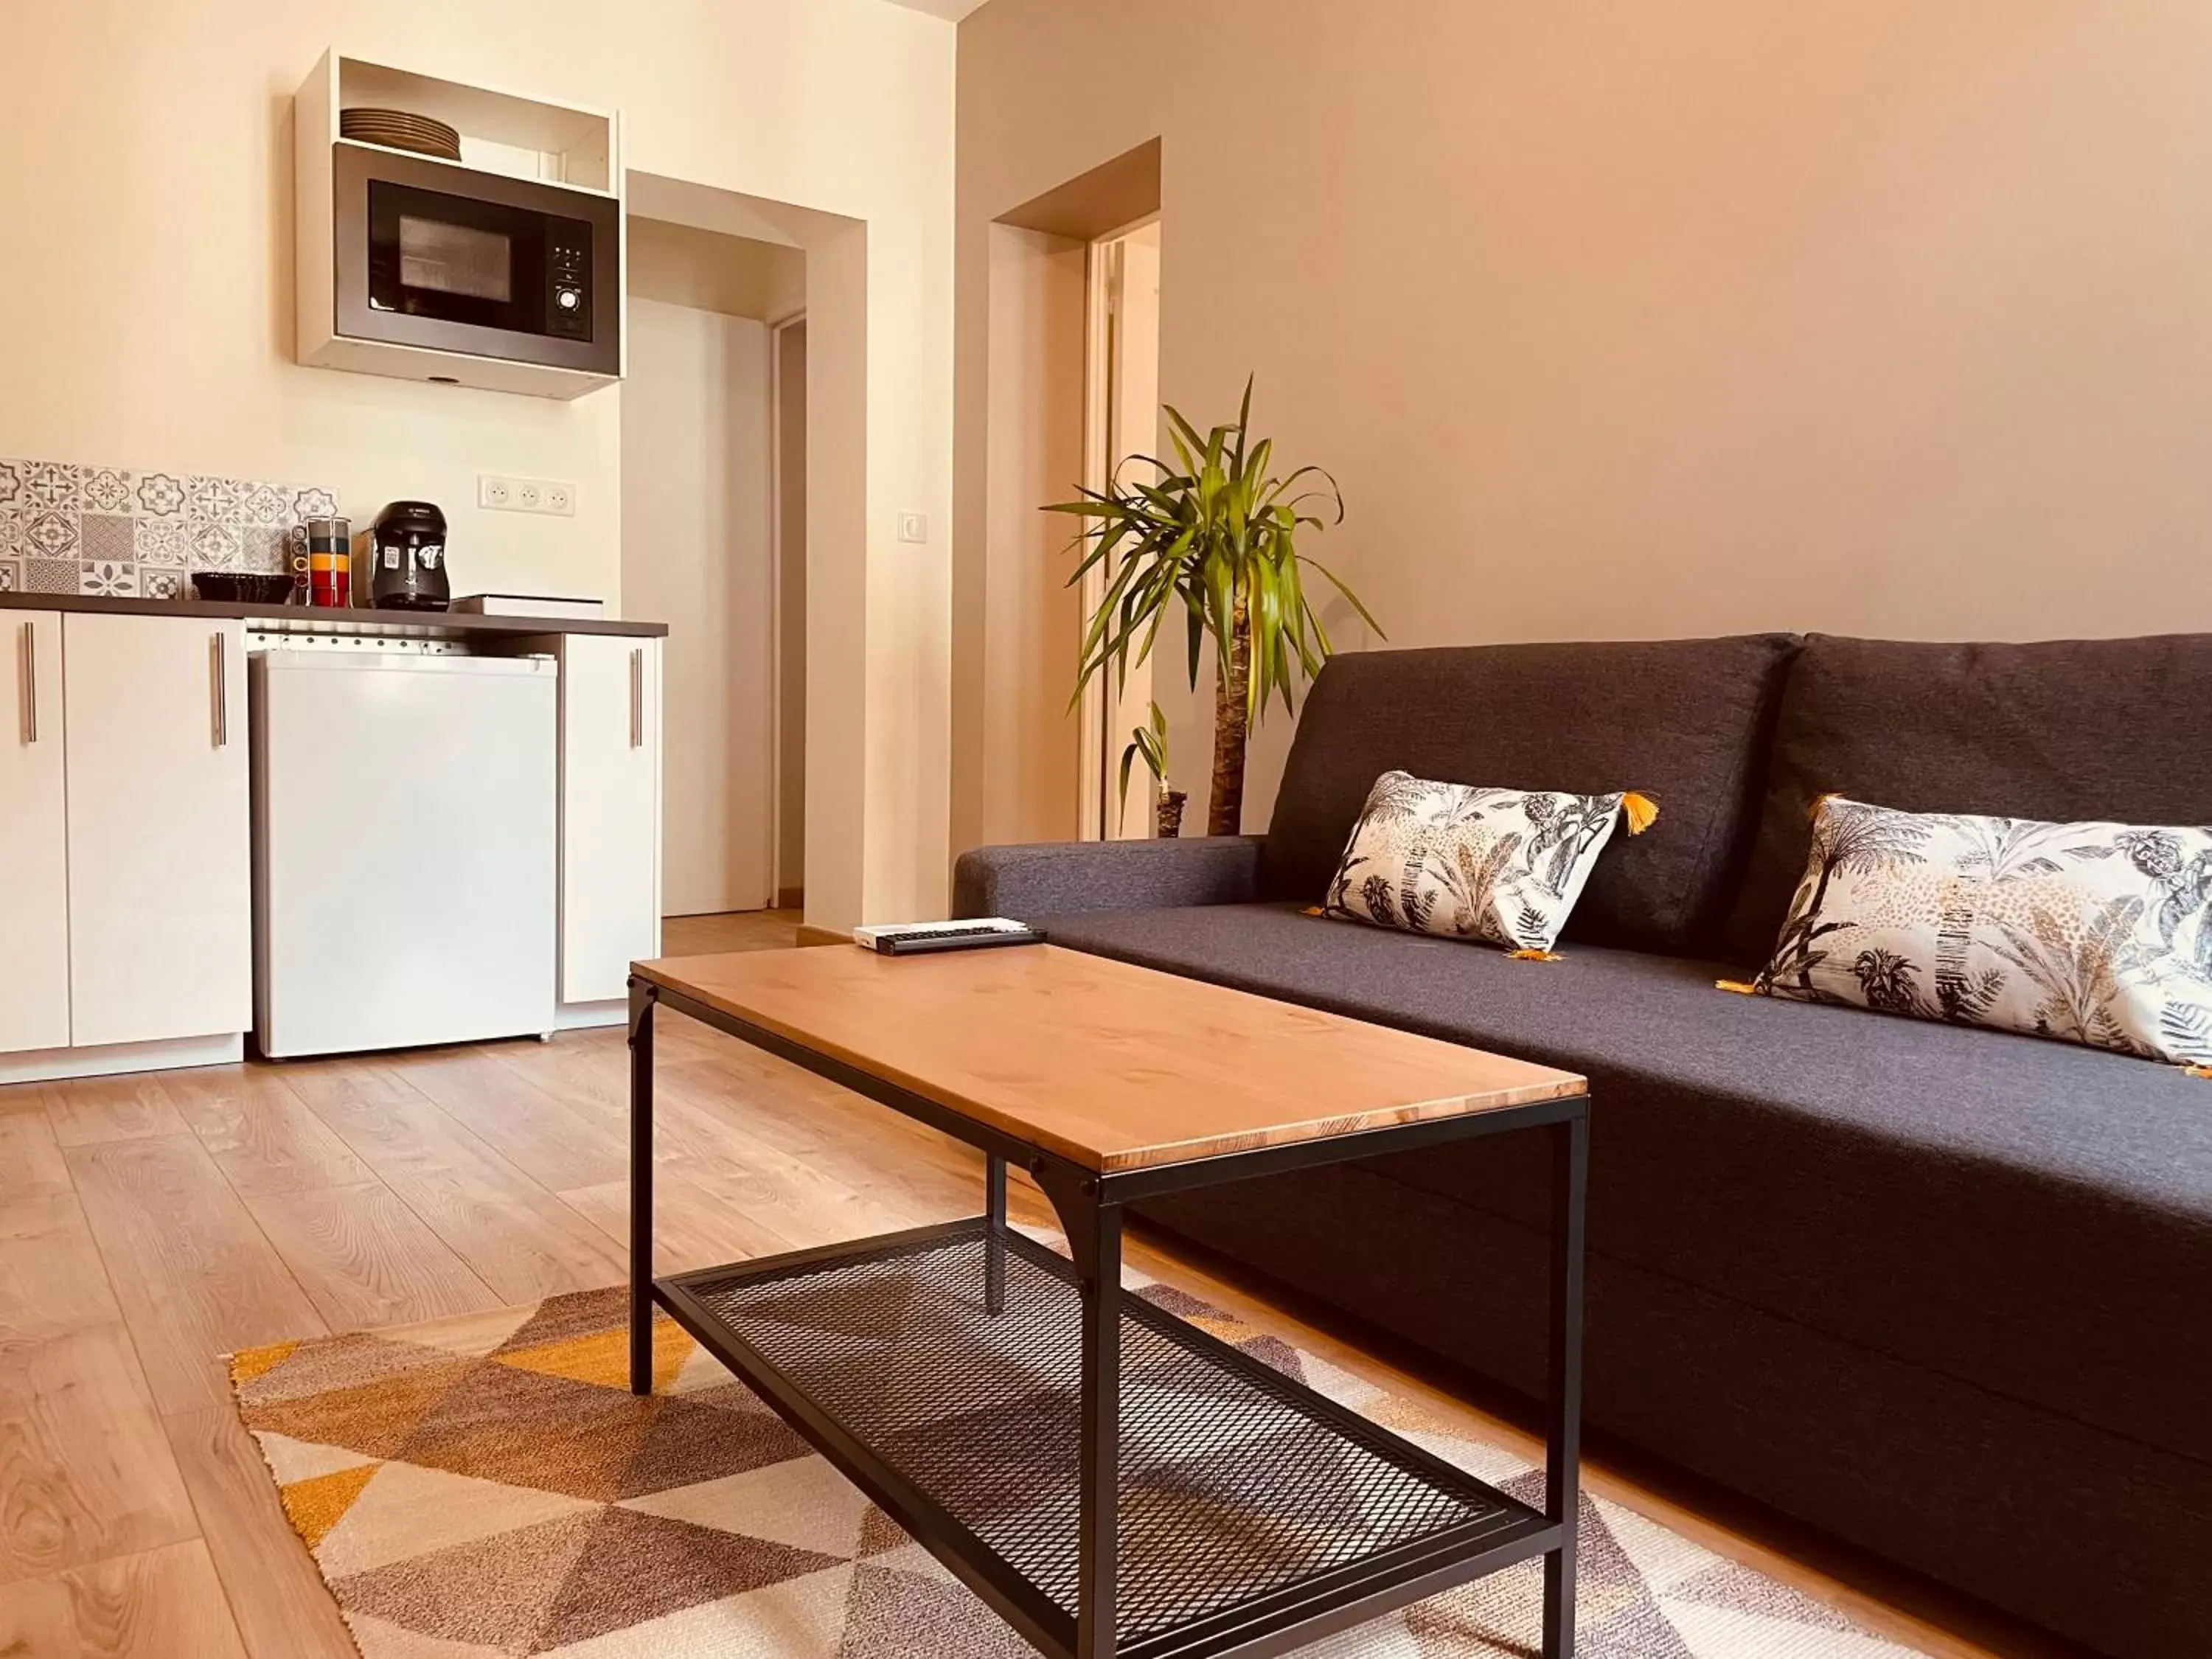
[1156, 790, 1188, 839]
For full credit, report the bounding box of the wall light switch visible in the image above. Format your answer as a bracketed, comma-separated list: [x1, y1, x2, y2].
[897, 511, 928, 544]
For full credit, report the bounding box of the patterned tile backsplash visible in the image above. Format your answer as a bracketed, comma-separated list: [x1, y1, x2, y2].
[0, 456, 338, 599]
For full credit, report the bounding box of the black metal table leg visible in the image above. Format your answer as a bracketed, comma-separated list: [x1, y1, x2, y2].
[1542, 1109, 1590, 1658]
[628, 978, 657, 1397]
[1075, 1197, 1124, 1659]
[984, 1153, 1008, 1315]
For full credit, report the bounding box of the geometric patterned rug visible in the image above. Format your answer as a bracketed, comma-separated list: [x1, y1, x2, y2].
[229, 1245, 1928, 1659]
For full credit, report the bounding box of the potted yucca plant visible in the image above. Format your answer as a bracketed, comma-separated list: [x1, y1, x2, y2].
[1119, 701, 1186, 838]
[1046, 379, 1379, 835]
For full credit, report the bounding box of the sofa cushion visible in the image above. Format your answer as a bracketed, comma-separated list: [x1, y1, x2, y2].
[1722, 633, 2212, 967]
[1260, 636, 1798, 953]
[1034, 901, 2212, 1469]
[1324, 773, 1650, 953]
[1754, 795, 2212, 1065]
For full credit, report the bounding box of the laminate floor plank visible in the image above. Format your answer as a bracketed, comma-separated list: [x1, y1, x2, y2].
[486, 1038, 961, 1254]
[561, 1167, 796, 1276]
[42, 1076, 188, 1149]
[286, 1067, 625, 1302]
[659, 908, 801, 956]
[64, 1135, 327, 1414]
[642, 1093, 934, 1249]
[0, 1096, 73, 1204]
[0, 1540, 249, 1659]
[508, 1018, 986, 1222]
[659, 1054, 981, 1221]
[0, 1194, 122, 1343]
[0, 1323, 200, 1585]
[243, 1183, 501, 1332]
[484, 1031, 630, 1131]
[161, 1066, 374, 1197]
[392, 1048, 628, 1191]
[161, 1407, 357, 1659]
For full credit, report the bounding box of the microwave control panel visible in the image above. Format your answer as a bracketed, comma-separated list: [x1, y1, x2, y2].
[547, 223, 592, 340]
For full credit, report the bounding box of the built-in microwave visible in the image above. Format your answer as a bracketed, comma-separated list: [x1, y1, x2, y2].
[332, 145, 620, 377]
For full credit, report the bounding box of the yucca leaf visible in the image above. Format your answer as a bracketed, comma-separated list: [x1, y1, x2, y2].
[1298, 555, 1386, 636]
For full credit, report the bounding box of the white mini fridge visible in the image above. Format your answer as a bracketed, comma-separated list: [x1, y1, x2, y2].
[252, 647, 558, 1058]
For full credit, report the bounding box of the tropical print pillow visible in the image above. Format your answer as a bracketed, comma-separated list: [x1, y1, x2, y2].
[1753, 796, 2212, 1065]
[1324, 771, 1657, 954]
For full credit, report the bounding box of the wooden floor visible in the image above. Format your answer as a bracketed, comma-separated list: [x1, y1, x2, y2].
[0, 909, 2023, 1658]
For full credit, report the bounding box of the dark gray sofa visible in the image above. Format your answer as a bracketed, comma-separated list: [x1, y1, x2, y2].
[953, 633, 2212, 1659]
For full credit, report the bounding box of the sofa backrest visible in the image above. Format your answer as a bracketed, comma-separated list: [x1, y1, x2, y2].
[1719, 633, 2212, 966]
[1260, 635, 1799, 954]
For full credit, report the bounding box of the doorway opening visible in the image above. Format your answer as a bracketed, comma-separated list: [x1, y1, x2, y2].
[957, 138, 1163, 862]
[1076, 216, 1162, 842]
[621, 214, 804, 921]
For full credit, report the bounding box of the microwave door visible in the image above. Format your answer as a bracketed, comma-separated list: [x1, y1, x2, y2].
[369, 181, 548, 336]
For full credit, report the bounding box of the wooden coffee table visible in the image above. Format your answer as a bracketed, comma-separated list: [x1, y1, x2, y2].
[627, 945, 1590, 1659]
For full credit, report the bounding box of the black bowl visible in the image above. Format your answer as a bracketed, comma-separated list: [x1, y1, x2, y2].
[191, 573, 296, 605]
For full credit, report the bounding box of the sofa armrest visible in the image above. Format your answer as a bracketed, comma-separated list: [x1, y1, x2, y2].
[953, 836, 1267, 920]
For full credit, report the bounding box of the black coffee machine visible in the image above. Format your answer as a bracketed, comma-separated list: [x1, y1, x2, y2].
[368, 501, 451, 611]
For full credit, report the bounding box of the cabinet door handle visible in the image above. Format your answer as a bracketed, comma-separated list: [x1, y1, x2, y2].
[20, 621, 35, 745]
[629, 647, 644, 748]
[211, 632, 228, 748]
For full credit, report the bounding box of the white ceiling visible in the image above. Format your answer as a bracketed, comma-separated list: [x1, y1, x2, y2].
[877, 0, 992, 19]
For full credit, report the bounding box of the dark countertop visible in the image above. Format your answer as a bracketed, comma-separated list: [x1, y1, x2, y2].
[0, 591, 668, 639]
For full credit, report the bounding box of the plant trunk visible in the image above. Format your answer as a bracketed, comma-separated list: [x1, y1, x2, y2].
[1207, 596, 1251, 836]
[1156, 790, 1187, 839]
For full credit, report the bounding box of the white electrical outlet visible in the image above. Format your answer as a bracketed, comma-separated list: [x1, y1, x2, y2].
[897, 511, 928, 544]
[479, 475, 576, 516]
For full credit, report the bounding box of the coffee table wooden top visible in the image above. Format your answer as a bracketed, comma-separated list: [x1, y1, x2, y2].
[634, 944, 1584, 1175]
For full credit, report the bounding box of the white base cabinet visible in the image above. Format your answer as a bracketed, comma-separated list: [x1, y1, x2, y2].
[0, 612, 252, 1069]
[0, 613, 71, 1054]
[558, 634, 662, 1011]
[64, 615, 252, 1048]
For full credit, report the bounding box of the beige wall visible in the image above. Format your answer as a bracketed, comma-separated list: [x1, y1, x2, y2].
[0, 0, 954, 930]
[956, 0, 2212, 835]
[629, 218, 808, 323]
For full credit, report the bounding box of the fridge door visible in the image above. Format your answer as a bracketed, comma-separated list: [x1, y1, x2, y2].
[254, 650, 557, 1057]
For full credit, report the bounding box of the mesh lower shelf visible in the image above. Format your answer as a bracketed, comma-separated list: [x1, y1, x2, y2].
[666, 1222, 1537, 1652]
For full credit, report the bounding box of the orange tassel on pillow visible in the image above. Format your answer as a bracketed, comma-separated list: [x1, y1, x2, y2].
[1507, 949, 1563, 961]
[1715, 979, 1760, 995]
[1622, 792, 1660, 835]
[2187, 1065, 2212, 1080]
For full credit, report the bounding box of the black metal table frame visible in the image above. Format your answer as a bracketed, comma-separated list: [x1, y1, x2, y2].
[627, 974, 1590, 1659]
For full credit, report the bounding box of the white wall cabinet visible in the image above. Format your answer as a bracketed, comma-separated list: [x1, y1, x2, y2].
[0, 613, 72, 1053]
[63, 614, 251, 1049]
[558, 633, 661, 1009]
